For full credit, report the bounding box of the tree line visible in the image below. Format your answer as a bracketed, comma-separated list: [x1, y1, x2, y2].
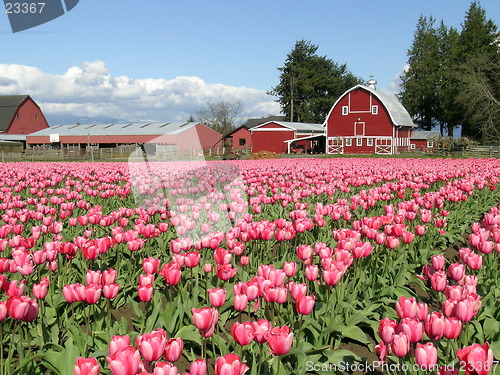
[399, 1, 499, 142]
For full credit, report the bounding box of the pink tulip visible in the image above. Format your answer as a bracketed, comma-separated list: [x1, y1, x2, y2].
[265, 325, 294, 355]
[457, 342, 494, 375]
[295, 293, 315, 315]
[322, 268, 343, 286]
[189, 359, 207, 375]
[448, 263, 465, 281]
[84, 284, 102, 304]
[305, 265, 318, 281]
[233, 294, 248, 311]
[216, 264, 237, 281]
[397, 318, 423, 343]
[431, 254, 445, 270]
[109, 335, 131, 355]
[283, 261, 296, 277]
[208, 288, 226, 308]
[378, 318, 398, 343]
[424, 312, 445, 341]
[375, 341, 386, 363]
[32, 277, 49, 300]
[74, 357, 100, 375]
[159, 263, 182, 286]
[138, 284, 153, 302]
[136, 328, 167, 362]
[106, 346, 141, 375]
[103, 283, 120, 299]
[390, 332, 409, 357]
[214, 353, 249, 375]
[191, 307, 218, 338]
[231, 322, 254, 346]
[6, 295, 38, 322]
[415, 342, 438, 369]
[143, 257, 160, 274]
[430, 270, 448, 292]
[153, 361, 178, 375]
[252, 319, 271, 344]
[443, 317, 462, 339]
[395, 296, 418, 319]
[164, 338, 183, 363]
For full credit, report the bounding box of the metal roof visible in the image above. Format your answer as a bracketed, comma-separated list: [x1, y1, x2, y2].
[323, 85, 416, 128]
[0, 134, 26, 141]
[411, 131, 440, 140]
[251, 121, 325, 132]
[0, 95, 29, 132]
[28, 122, 203, 137]
[241, 115, 286, 129]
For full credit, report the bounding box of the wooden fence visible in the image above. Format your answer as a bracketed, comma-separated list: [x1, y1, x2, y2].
[461, 146, 500, 158]
[0, 146, 232, 162]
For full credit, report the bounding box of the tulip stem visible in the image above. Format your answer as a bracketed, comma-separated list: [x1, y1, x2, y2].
[0, 324, 3, 375]
[6, 321, 18, 375]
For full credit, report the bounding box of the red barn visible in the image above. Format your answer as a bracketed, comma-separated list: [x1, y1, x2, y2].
[324, 80, 415, 154]
[250, 121, 324, 154]
[0, 95, 49, 135]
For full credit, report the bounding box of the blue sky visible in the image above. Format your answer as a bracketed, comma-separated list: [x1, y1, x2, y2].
[0, 0, 499, 124]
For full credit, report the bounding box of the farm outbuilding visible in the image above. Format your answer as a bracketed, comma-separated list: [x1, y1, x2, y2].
[223, 115, 285, 152]
[250, 121, 324, 154]
[323, 80, 415, 154]
[26, 122, 222, 154]
[410, 131, 440, 152]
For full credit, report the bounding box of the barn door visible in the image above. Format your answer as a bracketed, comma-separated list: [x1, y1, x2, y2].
[375, 138, 392, 154]
[327, 137, 344, 154]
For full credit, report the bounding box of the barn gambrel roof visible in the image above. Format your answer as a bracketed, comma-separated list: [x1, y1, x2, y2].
[323, 85, 415, 128]
[0, 95, 30, 132]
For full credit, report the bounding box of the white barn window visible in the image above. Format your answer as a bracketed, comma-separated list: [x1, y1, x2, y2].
[356, 138, 362, 146]
[371, 105, 378, 114]
[342, 106, 348, 115]
[367, 138, 373, 146]
[410, 144, 416, 150]
[427, 140, 433, 148]
[345, 138, 352, 146]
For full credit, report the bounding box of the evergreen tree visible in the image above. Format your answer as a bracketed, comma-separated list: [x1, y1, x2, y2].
[270, 40, 362, 123]
[456, 1, 499, 141]
[435, 22, 462, 137]
[399, 16, 440, 131]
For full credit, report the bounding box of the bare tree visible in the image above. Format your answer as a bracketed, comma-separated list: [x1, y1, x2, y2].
[196, 99, 244, 136]
[456, 56, 500, 142]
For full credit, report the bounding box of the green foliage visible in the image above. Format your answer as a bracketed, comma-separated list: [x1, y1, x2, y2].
[269, 40, 362, 123]
[399, 1, 499, 142]
[399, 16, 441, 131]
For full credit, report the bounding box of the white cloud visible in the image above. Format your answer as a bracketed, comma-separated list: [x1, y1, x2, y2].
[0, 61, 281, 123]
[381, 65, 409, 97]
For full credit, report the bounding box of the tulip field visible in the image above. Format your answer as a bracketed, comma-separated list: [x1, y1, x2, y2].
[0, 158, 499, 375]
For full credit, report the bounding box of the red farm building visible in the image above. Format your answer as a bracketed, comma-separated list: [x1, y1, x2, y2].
[250, 121, 324, 154]
[410, 131, 440, 152]
[324, 80, 415, 154]
[26, 122, 221, 154]
[0, 95, 49, 135]
[224, 115, 285, 152]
